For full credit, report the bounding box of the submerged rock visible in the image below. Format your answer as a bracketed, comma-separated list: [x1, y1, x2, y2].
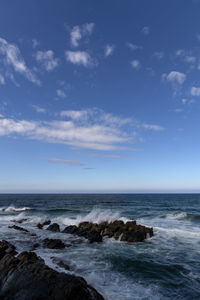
[51, 256, 71, 271]
[46, 222, 60, 232]
[11, 218, 28, 224]
[8, 225, 29, 233]
[0, 243, 104, 300]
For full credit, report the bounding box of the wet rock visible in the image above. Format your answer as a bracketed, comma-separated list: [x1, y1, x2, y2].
[51, 257, 71, 271]
[0, 247, 104, 300]
[62, 225, 79, 234]
[8, 225, 29, 233]
[37, 220, 51, 229]
[46, 222, 60, 232]
[62, 220, 153, 243]
[0, 240, 17, 259]
[30, 243, 40, 251]
[11, 218, 28, 224]
[42, 238, 65, 249]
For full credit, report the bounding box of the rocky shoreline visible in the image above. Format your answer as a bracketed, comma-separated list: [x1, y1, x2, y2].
[0, 219, 153, 299]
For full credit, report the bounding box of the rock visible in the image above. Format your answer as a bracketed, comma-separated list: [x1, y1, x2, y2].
[11, 218, 28, 224]
[37, 220, 51, 229]
[8, 225, 29, 233]
[0, 240, 17, 259]
[42, 238, 65, 249]
[62, 225, 79, 234]
[0, 246, 104, 300]
[51, 257, 71, 271]
[62, 220, 153, 243]
[46, 222, 60, 232]
[30, 243, 40, 251]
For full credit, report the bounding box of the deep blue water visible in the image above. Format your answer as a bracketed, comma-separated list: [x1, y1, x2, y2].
[0, 194, 200, 300]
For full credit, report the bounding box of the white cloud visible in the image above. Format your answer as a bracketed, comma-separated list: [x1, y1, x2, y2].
[191, 86, 200, 96]
[57, 89, 66, 98]
[47, 158, 84, 166]
[60, 110, 88, 120]
[35, 50, 59, 71]
[130, 60, 141, 70]
[105, 44, 115, 57]
[32, 39, 39, 49]
[176, 49, 185, 56]
[32, 105, 46, 113]
[184, 56, 196, 63]
[0, 37, 39, 84]
[142, 123, 164, 131]
[70, 26, 82, 47]
[65, 50, 95, 67]
[0, 109, 164, 151]
[127, 43, 143, 51]
[153, 52, 164, 60]
[141, 26, 150, 35]
[70, 23, 95, 47]
[0, 74, 5, 84]
[166, 71, 186, 85]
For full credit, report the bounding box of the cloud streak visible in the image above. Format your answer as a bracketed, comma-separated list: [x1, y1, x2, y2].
[0, 37, 39, 84]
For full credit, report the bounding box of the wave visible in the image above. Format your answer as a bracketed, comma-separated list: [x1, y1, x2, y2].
[61, 208, 130, 226]
[161, 212, 200, 222]
[0, 206, 31, 212]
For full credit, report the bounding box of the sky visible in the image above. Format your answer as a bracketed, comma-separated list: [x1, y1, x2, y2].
[0, 0, 200, 193]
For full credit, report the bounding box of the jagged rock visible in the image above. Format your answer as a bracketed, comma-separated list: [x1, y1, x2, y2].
[37, 220, 51, 229]
[46, 223, 60, 232]
[51, 257, 71, 271]
[62, 220, 153, 243]
[11, 218, 28, 224]
[0, 240, 17, 259]
[0, 247, 104, 300]
[42, 238, 66, 249]
[8, 225, 29, 233]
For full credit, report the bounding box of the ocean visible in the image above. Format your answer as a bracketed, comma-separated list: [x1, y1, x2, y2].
[0, 194, 200, 300]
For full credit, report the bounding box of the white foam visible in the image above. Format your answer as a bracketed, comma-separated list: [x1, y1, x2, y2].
[0, 206, 31, 212]
[60, 208, 130, 226]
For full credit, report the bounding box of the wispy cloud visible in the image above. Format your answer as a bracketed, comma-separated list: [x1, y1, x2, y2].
[130, 60, 141, 70]
[141, 26, 150, 35]
[163, 71, 186, 85]
[70, 23, 95, 47]
[191, 86, 200, 96]
[65, 50, 95, 67]
[35, 50, 59, 71]
[0, 109, 163, 151]
[105, 44, 115, 57]
[127, 43, 143, 51]
[32, 105, 46, 113]
[0, 37, 39, 85]
[32, 39, 39, 49]
[47, 158, 84, 166]
[88, 153, 135, 159]
[141, 123, 164, 131]
[0, 74, 5, 85]
[153, 52, 164, 60]
[57, 89, 66, 98]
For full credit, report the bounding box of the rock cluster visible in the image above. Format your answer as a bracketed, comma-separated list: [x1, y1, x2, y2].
[62, 220, 153, 243]
[0, 240, 104, 300]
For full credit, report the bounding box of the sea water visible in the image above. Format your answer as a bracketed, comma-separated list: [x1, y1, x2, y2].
[0, 194, 200, 300]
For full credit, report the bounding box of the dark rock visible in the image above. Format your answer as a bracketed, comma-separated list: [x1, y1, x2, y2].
[62, 225, 79, 234]
[8, 225, 29, 233]
[11, 218, 28, 224]
[0, 240, 17, 260]
[120, 231, 146, 242]
[30, 243, 40, 251]
[46, 223, 60, 232]
[0, 248, 104, 300]
[37, 220, 51, 229]
[42, 238, 65, 249]
[51, 257, 71, 271]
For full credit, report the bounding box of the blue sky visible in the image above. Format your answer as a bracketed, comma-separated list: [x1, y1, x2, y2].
[0, 0, 200, 192]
